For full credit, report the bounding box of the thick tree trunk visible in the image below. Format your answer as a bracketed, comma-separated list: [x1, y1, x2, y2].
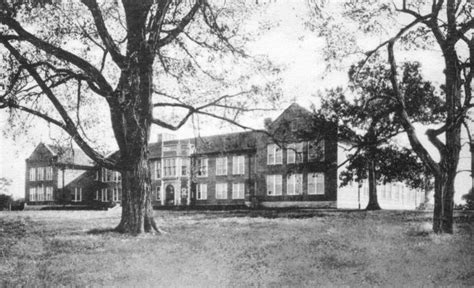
[110, 5, 159, 235]
[432, 28, 461, 234]
[366, 159, 381, 210]
[116, 149, 158, 234]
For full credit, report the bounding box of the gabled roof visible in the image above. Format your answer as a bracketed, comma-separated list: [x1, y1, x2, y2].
[27, 142, 93, 166]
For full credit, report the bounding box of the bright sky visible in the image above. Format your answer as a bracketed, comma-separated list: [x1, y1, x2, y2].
[0, 0, 472, 202]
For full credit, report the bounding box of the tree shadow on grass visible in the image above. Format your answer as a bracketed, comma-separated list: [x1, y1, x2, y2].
[87, 228, 118, 235]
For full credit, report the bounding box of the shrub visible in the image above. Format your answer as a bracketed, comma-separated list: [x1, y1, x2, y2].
[461, 188, 474, 210]
[0, 194, 13, 210]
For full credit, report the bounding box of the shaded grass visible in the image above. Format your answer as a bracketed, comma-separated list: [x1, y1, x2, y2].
[0, 210, 473, 287]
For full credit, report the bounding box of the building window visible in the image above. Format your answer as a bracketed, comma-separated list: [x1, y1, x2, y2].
[232, 183, 245, 199]
[156, 186, 161, 201]
[181, 159, 189, 176]
[152, 160, 161, 180]
[45, 186, 53, 201]
[95, 170, 99, 181]
[29, 187, 36, 201]
[266, 175, 282, 196]
[308, 139, 325, 161]
[29, 167, 36, 181]
[113, 171, 121, 183]
[267, 144, 282, 165]
[36, 167, 44, 181]
[287, 174, 303, 195]
[216, 183, 228, 199]
[73, 187, 82, 202]
[45, 167, 53, 181]
[196, 183, 207, 200]
[34, 185, 43, 201]
[95, 190, 100, 200]
[101, 168, 106, 182]
[163, 158, 177, 177]
[101, 188, 108, 202]
[216, 157, 227, 176]
[308, 173, 325, 195]
[112, 187, 120, 202]
[196, 158, 208, 177]
[287, 143, 304, 164]
[232, 155, 245, 175]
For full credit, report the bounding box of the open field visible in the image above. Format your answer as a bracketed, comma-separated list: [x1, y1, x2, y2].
[0, 209, 473, 287]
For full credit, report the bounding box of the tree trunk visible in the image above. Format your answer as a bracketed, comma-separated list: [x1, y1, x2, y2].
[116, 148, 158, 234]
[109, 5, 159, 235]
[431, 25, 461, 233]
[366, 159, 381, 210]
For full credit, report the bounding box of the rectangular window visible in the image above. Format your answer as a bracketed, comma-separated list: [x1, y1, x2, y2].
[37, 185, 44, 201]
[45, 167, 53, 180]
[267, 144, 283, 165]
[196, 183, 207, 200]
[181, 159, 189, 176]
[232, 183, 245, 199]
[216, 183, 228, 199]
[45, 186, 53, 201]
[216, 157, 227, 176]
[36, 167, 44, 181]
[95, 190, 100, 200]
[197, 158, 208, 177]
[113, 171, 121, 183]
[163, 158, 177, 177]
[266, 175, 282, 196]
[287, 174, 303, 195]
[95, 170, 99, 181]
[287, 143, 304, 164]
[29, 187, 36, 201]
[308, 173, 325, 195]
[101, 168, 108, 182]
[232, 156, 245, 175]
[73, 187, 82, 202]
[308, 140, 325, 161]
[101, 188, 108, 202]
[29, 167, 36, 181]
[112, 187, 120, 202]
[152, 160, 161, 180]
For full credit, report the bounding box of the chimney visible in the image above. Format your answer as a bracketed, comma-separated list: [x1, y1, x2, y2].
[264, 118, 272, 130]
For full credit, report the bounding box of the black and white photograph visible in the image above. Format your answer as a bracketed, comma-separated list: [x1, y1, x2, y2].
[0, 0, 473, 286]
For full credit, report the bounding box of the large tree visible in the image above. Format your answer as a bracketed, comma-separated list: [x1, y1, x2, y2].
[0, 1, 277, 234]
[322, 61, 440, 210]
[312, 0, 474, 233]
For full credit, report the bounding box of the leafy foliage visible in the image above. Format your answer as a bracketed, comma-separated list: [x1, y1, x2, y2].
[321, 61, 439, 192]
[0, 177, 12, 194]
[461, 189, 474, 210]
[340, 146, 432, 190]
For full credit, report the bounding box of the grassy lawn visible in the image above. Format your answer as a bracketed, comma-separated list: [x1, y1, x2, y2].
[0, 209, 473, 287]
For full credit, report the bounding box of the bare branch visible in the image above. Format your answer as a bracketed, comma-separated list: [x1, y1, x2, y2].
[155, 0, 202, 49]
[81, 0, 126, 69]
[0, 17, 114, 96]
[386, 40, 441, 176]
[1, 39, 118, 170]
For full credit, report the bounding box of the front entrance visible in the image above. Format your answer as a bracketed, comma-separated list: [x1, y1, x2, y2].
[165, 184, 175, 206]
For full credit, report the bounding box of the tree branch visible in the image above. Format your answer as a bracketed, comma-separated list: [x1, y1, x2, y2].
[0, 16, 114, 96]
[387, 40, 441, 176]
[1, 39, 118, 170]
[80, 0, 126, 69]
[155, 0, 202, 49]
